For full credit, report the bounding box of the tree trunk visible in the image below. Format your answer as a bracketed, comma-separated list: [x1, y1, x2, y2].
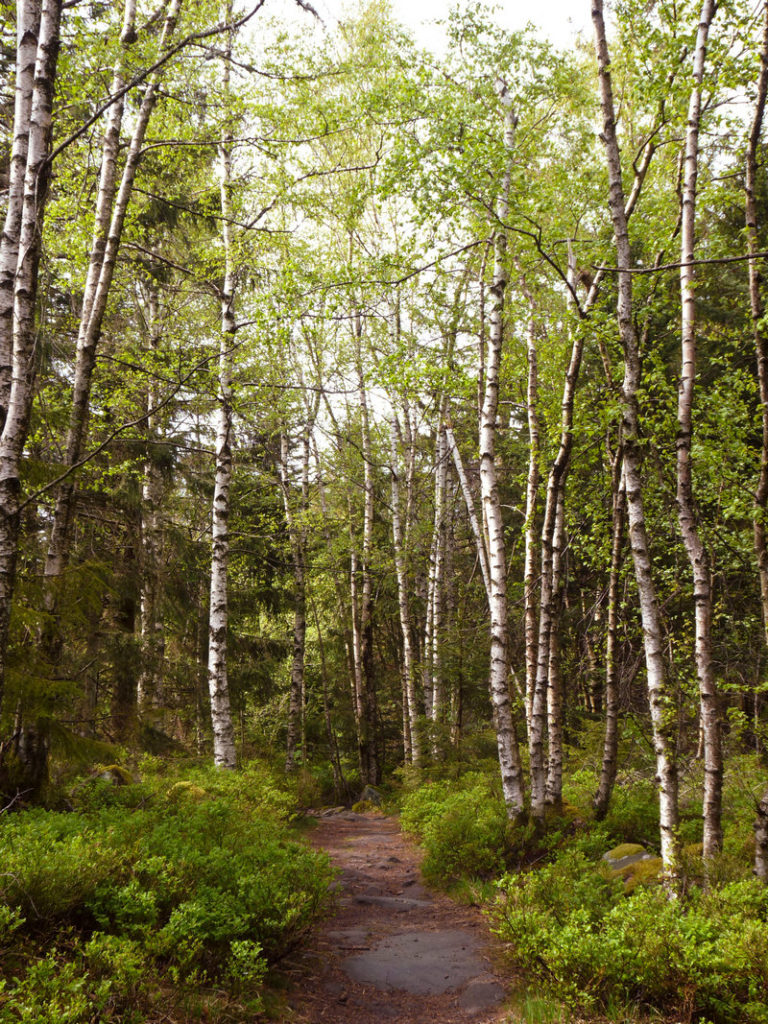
[428, 422, 449, 755]
[747, 4, 768, 883]
[207, 7, 237, 769]
[0, 0, 62, 716]
[354, 312, 379, 785]
[594, 453, 626, 819]
[0, 0, 42, 427]
[530, 250, 583, 820]
[43, 0, 179, 627]
[279, 417, 313, 773]
[390, 415, 421, 765]
[676, 0, 721, 860]
[137, 281, 165, 718]
[479, 78, 525, 821]
[593, 0, 681, 881]
[523, 314, 540, 728]
[756, 787, 768, 882]
[545, 488, 566, 809]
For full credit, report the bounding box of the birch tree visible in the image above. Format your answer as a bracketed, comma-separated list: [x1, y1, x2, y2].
[0, 0, 63, 716]
[593, 0, 681, 880]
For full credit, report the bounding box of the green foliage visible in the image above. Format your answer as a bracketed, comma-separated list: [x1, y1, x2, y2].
[0, 761, 332, 1023]
[400, 773, 511, 884]
[493, 865, 768, 1023]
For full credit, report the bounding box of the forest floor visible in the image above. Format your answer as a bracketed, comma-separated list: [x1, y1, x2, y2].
[276, 810, 510, 1024]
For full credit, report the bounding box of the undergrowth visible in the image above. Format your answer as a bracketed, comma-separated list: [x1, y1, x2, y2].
[397, 741, 768, 1024]
[0, 758, 333, 1023]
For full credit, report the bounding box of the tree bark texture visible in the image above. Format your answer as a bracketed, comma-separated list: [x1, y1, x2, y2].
[390, 415, 421, 766]
[207, 9, 237, 769]
[530, 249, 583, 820]
[676, 0, 722, 859]
[0, 0, 42, 428]
[479, 78, 525, 820]
[137, 282, 165, 717]
[593, 0, 681, 880]
[747, 8, 768, 848]
[0, 0, 62, 716]
[354, 311, 379, 785]
[279, 418, 313, 773]
[43, 0, 180, 611]
[594, 453, 626, 819]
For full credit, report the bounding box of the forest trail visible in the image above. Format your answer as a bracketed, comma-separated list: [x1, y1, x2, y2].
[281, 811, 509, 1024]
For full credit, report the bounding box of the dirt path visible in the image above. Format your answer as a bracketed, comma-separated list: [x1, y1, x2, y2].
[281, 811, 509, 1024]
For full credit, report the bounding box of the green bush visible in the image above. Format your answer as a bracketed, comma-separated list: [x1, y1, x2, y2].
[400, 773, 510, 885]
[492, 867, 768, 1023]
[0, 760, 333, 1022]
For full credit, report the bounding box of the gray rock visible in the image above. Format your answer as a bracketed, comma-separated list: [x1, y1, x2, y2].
[459, 976, 505, 1014]
[358, 784, 384, 805]
[602, 845, 656, 873]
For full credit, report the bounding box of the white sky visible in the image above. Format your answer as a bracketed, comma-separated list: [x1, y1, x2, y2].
[269, 0, 592, 51]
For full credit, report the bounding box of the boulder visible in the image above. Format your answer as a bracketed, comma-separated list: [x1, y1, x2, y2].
[358, 784, 383, 806]
[601, 843, 661, 890]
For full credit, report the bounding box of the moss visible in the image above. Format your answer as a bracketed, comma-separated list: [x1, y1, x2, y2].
[166, 781, 207, 803]
[98, 765, 134, 785]
[351, 799, 380, 813]
[605, 842, 646, 861]
[622, 856, 663, 892]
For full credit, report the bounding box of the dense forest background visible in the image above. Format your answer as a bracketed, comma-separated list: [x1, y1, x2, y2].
[4, 0, 768, 1017]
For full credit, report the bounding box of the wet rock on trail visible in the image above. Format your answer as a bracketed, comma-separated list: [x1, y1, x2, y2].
[282, 811, 507, 1024]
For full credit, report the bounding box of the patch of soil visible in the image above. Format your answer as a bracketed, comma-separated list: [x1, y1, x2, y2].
[280, 811, 509, 1024]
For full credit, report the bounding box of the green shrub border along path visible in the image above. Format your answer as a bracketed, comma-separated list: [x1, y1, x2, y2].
[399, 763, 768, 1024]
[0, 759, 334, 1024]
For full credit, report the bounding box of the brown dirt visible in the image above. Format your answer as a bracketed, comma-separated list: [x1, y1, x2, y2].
[279, 811, 510, 1024]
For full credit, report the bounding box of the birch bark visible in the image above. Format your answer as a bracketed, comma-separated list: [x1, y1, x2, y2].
[445, 423, 491, 601]
[43, 0, 179, 612]
[137, 282, 165, 717]
[0, 0, 42, 426]
[530, 251, 583, 819]
[354, 311, 379, 785]
[0, 0, 62, 714]
[390, 415, 421, 765]
[745, 2, 768, 883]
[207, 9, 237, 769]
[676, 0, 722, 859]
[544, 488, 566, 808]
[593, 0, 681, 880]
[479, 78, 525, 820]
[523, 315, 540, 727]
[279, 414, 314, 773]
[593, 453, 626, 819]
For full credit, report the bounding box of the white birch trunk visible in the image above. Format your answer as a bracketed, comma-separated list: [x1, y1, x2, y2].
[207, 7, 237, 769]
[523, 316, 540, 728]
[390, 415, 421, 766]
[0, 0, 62, 713]
[530, 251, 582, 820]
[279, 418, 313, 773]
[747, 7, 768, 884]
[356, 316, 379, 785]
[445, 424, 491, 601]
[593, 0, 681, 880]
[137, 282, 164, 716]
[676, 0, 722, 859]
[429, 423, 448, 753]
[43, 0, 179, 598]
[594, 455, 626, 820]
[479, 78, 525, 820]
[0, 0, 42, 425]
[544, 488, 566, 808]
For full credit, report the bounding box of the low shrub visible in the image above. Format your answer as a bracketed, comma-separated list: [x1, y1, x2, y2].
[0, 760, 333, 1022]
[400, 773, 510, 884]
[492, 868, 768, 1023]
